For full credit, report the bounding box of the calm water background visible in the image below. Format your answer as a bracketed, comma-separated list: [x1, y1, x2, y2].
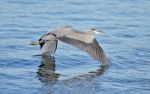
[0, 0, 150, 94]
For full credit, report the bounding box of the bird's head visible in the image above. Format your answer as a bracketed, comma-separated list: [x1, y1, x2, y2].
[85, 29, 104, 35]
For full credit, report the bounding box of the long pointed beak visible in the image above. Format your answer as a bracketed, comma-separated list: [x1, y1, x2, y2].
[99, 30, 104, 33]
[94, 30, 104, 35]
[30, 41, 39, 45]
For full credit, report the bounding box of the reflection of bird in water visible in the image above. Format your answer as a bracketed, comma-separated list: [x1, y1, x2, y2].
[31, 26, 108, 65]
[37, 55, 60, 83]
[66, 65, 108, 81]
[37, 55, 108, 83]
[38, 65, 108, 94]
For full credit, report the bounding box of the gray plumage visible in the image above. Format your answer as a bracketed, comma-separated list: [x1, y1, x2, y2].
[39, 34, 57, 56]
[31, 26, 108, 65]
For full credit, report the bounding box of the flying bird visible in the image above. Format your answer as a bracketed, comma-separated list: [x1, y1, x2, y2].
[31, 26, 108, 65]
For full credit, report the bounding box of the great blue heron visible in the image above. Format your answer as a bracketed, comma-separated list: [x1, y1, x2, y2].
[31, 26, 108, 65]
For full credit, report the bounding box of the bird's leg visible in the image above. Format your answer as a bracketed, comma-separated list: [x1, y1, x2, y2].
[30, 41, 40, 45]
[30, 39, 52, 45]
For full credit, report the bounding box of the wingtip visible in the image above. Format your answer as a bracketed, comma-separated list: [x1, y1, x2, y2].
[101, 57, 109, 66]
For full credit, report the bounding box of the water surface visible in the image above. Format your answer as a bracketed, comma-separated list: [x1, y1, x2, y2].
[0, 0, 150, 94]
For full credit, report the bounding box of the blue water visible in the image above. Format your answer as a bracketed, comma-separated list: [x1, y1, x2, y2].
[0, 0, 150, 94]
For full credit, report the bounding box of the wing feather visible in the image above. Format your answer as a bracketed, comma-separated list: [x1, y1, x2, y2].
[58, 36, 108, 65]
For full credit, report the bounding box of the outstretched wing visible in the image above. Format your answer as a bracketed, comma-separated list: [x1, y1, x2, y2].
[58, 35, 108, 65]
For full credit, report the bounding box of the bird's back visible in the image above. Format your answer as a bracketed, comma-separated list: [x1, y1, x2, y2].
[52, 26, 94, 43]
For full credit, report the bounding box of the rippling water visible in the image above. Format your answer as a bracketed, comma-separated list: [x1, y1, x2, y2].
[0, 0, 150, 94]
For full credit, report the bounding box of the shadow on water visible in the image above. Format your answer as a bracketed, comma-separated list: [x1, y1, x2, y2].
[37, 55, 109, 85]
